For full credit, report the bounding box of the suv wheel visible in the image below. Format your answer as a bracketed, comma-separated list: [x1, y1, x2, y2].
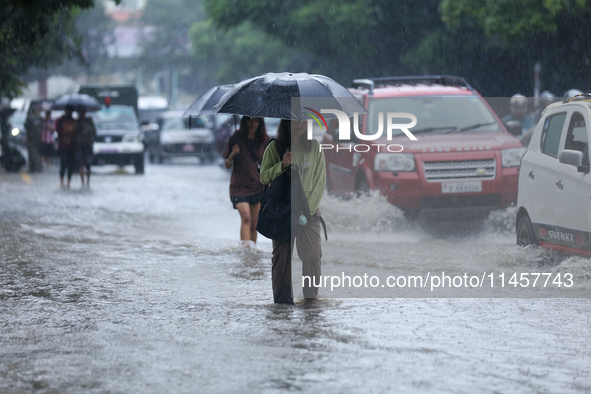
[517, 215, 537, 246]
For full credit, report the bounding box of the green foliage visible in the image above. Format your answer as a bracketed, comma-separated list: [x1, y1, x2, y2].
[190, 19, 306, 85]
[25, 3, 115, 82]
[204, 0, 444, 84]
[436, 0, 591, 94]
[441, 0, 558, 44]
[203, 0, 591, 96]
[0, 0, 113, 98]
[138, 0, 205, 72]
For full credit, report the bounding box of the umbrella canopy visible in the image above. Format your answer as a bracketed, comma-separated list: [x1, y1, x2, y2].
[52, 93, 102, 112]
[213, 72, 367, 120]
[183, 84, 234, 117]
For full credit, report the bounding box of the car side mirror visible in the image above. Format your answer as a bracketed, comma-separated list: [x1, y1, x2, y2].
[559, 149, 583, 166]
[558, 149, 589, 173]
[505, 120, 523, 137]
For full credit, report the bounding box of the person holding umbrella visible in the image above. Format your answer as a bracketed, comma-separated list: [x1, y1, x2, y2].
[55, 105, 77, 188]
[260, 119, 326, 304]
[214, 72, 366, 303]
[223, 116, 270, 247]
[75, 108, 96, 187]
[53, 93, 101, 188]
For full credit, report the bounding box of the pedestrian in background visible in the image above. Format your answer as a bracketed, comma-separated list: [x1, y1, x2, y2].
[260, 120, 326, 305]
[75, 108, 96, 187]
[55, 105, 77, 188]
[39, 110, 55, 168]
[533, 91, 556, 124]
[502, 94, 536, 138]
[223, 116, 269, 247]
[24, 103, 43, 173]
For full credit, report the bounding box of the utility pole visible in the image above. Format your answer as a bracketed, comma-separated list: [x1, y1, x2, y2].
[170, 68, 178, 110]
[534, 62, 541, 109]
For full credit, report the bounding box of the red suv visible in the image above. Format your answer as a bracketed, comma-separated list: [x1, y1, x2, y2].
[322, 76, 525, 219]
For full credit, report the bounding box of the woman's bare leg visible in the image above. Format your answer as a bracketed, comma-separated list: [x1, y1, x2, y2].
[235, 202, 251, 243]
[249, 202, 260, 243]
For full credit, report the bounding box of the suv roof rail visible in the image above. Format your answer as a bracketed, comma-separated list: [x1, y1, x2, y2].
[352, 75, 475, 94]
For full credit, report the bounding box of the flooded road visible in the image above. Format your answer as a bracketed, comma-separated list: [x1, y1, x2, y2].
[1, 160, 590, 393]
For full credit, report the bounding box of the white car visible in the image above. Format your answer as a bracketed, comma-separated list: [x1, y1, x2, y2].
[516, 94, 590, 256]
[149, 111, 216, 164]
[91, 105, 145, 174]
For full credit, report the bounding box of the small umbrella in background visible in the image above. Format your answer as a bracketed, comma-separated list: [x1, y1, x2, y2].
[213, 72, 367, 120]
[183, 84, 234, 117]
[52, 93, 101, 112]
[183, 84, 236, 130]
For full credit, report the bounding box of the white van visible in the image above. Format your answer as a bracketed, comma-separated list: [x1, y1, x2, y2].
[516, 94, 591, 256]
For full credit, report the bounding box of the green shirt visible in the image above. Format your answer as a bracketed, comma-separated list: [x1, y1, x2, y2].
[260, 140, 326, 215]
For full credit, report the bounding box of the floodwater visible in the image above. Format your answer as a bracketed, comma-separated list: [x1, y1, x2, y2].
[1, 160, 590, 393]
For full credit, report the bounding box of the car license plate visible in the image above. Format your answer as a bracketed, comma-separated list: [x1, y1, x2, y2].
[441, 181, 482, 193]
[182, 144, 195, 152]
[100, 149, 118, 154]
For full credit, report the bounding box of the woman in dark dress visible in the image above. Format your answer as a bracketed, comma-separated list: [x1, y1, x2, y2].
[223, 116, 270, 246]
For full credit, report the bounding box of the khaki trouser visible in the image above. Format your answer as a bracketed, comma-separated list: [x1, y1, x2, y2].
[271, 218, 322, 303]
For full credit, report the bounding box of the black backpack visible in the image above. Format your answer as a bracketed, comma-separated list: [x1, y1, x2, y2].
[257, 142, 328, 242]
[256, 147, 292, 242]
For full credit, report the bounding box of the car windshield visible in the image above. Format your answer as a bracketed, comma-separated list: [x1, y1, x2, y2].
[92, 107, 138, 130]
[367, 96, 501, 137]
[10, 111, 26, 125]
[160, 116, 205, 130]
[140, 109, 166, 124]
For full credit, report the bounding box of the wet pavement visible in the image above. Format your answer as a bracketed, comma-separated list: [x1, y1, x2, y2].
[1, 159, 590, 393]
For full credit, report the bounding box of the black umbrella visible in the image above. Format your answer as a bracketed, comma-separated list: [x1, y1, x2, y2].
[213, 72, 367, 120]
[52, 93, 102, 112]
[183, 84, 234, 116]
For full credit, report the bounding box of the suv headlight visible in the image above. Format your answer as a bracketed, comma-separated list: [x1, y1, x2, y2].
[501, 147, 527, 167]
[374, 153, 415, 171]
[122, 134, 140, 143]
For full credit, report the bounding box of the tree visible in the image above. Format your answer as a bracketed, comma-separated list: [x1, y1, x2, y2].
[189, 19, 308, 86]
[137, 0, 207, 100]
[436, 0, 591, 94]
[0, 0, 118, 172]
[0, 0, 117, 98]
[203, 0, 591, 96]
[204, 0, 443, 85]
[24, 3, 116, 86]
